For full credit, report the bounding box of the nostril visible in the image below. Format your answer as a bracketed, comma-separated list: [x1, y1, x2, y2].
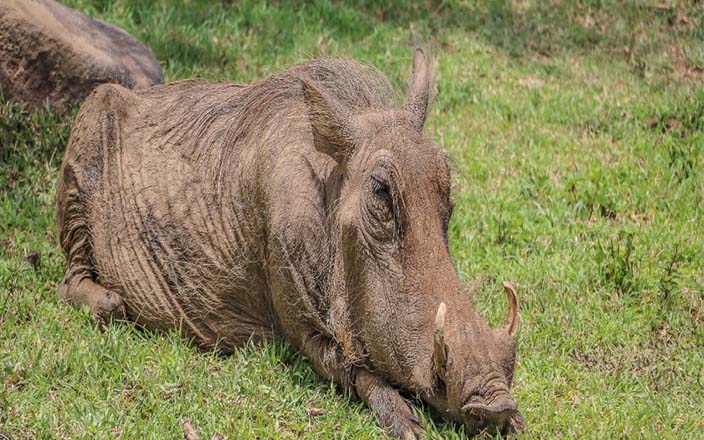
[463, 399, 517, 416]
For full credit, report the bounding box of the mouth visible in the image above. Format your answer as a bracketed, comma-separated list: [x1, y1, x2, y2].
[463, 413, 526, 437]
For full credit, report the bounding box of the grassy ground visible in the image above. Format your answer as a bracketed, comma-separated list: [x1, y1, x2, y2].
[1, 1, 703, 438]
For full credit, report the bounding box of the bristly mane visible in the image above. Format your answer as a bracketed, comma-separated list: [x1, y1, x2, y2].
[143, 59, 400, 165]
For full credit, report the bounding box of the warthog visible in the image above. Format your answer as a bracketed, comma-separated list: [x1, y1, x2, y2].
[56, 49, 525, 437]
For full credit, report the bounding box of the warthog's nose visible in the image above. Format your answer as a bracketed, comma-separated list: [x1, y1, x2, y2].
[462, 396, 517, 429]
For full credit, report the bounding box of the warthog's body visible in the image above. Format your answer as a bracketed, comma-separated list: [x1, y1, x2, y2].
[58, 71, 353, 351]
[57, 51, 525, 437]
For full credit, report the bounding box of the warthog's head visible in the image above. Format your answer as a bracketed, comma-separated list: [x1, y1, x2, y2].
[302, 49, 525, 435]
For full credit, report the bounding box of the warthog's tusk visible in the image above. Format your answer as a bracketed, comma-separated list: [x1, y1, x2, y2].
[433, 302, 447, 379]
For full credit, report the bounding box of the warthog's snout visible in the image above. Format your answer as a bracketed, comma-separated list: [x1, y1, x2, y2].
[463, 396, 517, 433]
[463, 394, 527, 436]
[428, 283, 525, 437]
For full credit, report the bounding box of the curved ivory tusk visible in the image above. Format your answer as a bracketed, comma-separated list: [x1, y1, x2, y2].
[502, 282, 520, 337]
[433, 302, 447, 379]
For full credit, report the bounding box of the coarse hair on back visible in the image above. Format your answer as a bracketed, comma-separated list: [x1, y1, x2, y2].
[147, 57, 403, 164]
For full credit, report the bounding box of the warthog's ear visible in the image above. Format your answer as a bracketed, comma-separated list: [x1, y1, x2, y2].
[502, 282, 520, 337]
[301, 79, 356, 163]
[405, 48, 433, 132]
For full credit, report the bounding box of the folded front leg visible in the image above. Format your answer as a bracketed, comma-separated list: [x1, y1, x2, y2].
[355, 369, 425, 439]
[298, 333, 424, 438]
[59, 273, 126, 328]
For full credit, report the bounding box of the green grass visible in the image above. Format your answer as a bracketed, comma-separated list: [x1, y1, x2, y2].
[1, 0, 703, 438]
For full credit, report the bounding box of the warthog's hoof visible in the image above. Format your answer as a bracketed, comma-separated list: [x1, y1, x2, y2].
[93, 290, 127, 328]
[396, 413, 424, 440]
[378, 402, 425, 439]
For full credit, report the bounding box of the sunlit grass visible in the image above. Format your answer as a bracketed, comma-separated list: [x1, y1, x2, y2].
[1, 1, 703, 438]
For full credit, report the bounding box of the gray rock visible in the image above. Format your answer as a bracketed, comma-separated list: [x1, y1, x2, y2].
[0, 0, 163, 110]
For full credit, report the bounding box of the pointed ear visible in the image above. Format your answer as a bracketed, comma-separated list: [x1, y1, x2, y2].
[301, 79, 355, 163]
[404, 48, 432, 132]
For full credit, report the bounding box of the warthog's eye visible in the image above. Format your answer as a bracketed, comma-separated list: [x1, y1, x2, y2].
[370, 174, 392, 211]
[366, 165, 402, 241]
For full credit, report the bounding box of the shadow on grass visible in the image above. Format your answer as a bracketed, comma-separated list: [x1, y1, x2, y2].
[71, 0, 704, 74]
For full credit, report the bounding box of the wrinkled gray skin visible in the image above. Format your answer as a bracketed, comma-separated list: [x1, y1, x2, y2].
[56, 49, 525, 438]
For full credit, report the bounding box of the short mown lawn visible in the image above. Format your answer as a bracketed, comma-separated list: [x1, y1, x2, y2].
[1, 1, 702, 438]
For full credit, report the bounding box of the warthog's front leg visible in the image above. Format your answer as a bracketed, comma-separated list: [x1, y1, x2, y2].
[355, 369, 424, 440]
[299, 334, 424, 439]
[59, 276, 126, 328]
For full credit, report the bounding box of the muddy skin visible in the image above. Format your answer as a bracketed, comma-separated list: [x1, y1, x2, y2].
[56, 49, 525, 438]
